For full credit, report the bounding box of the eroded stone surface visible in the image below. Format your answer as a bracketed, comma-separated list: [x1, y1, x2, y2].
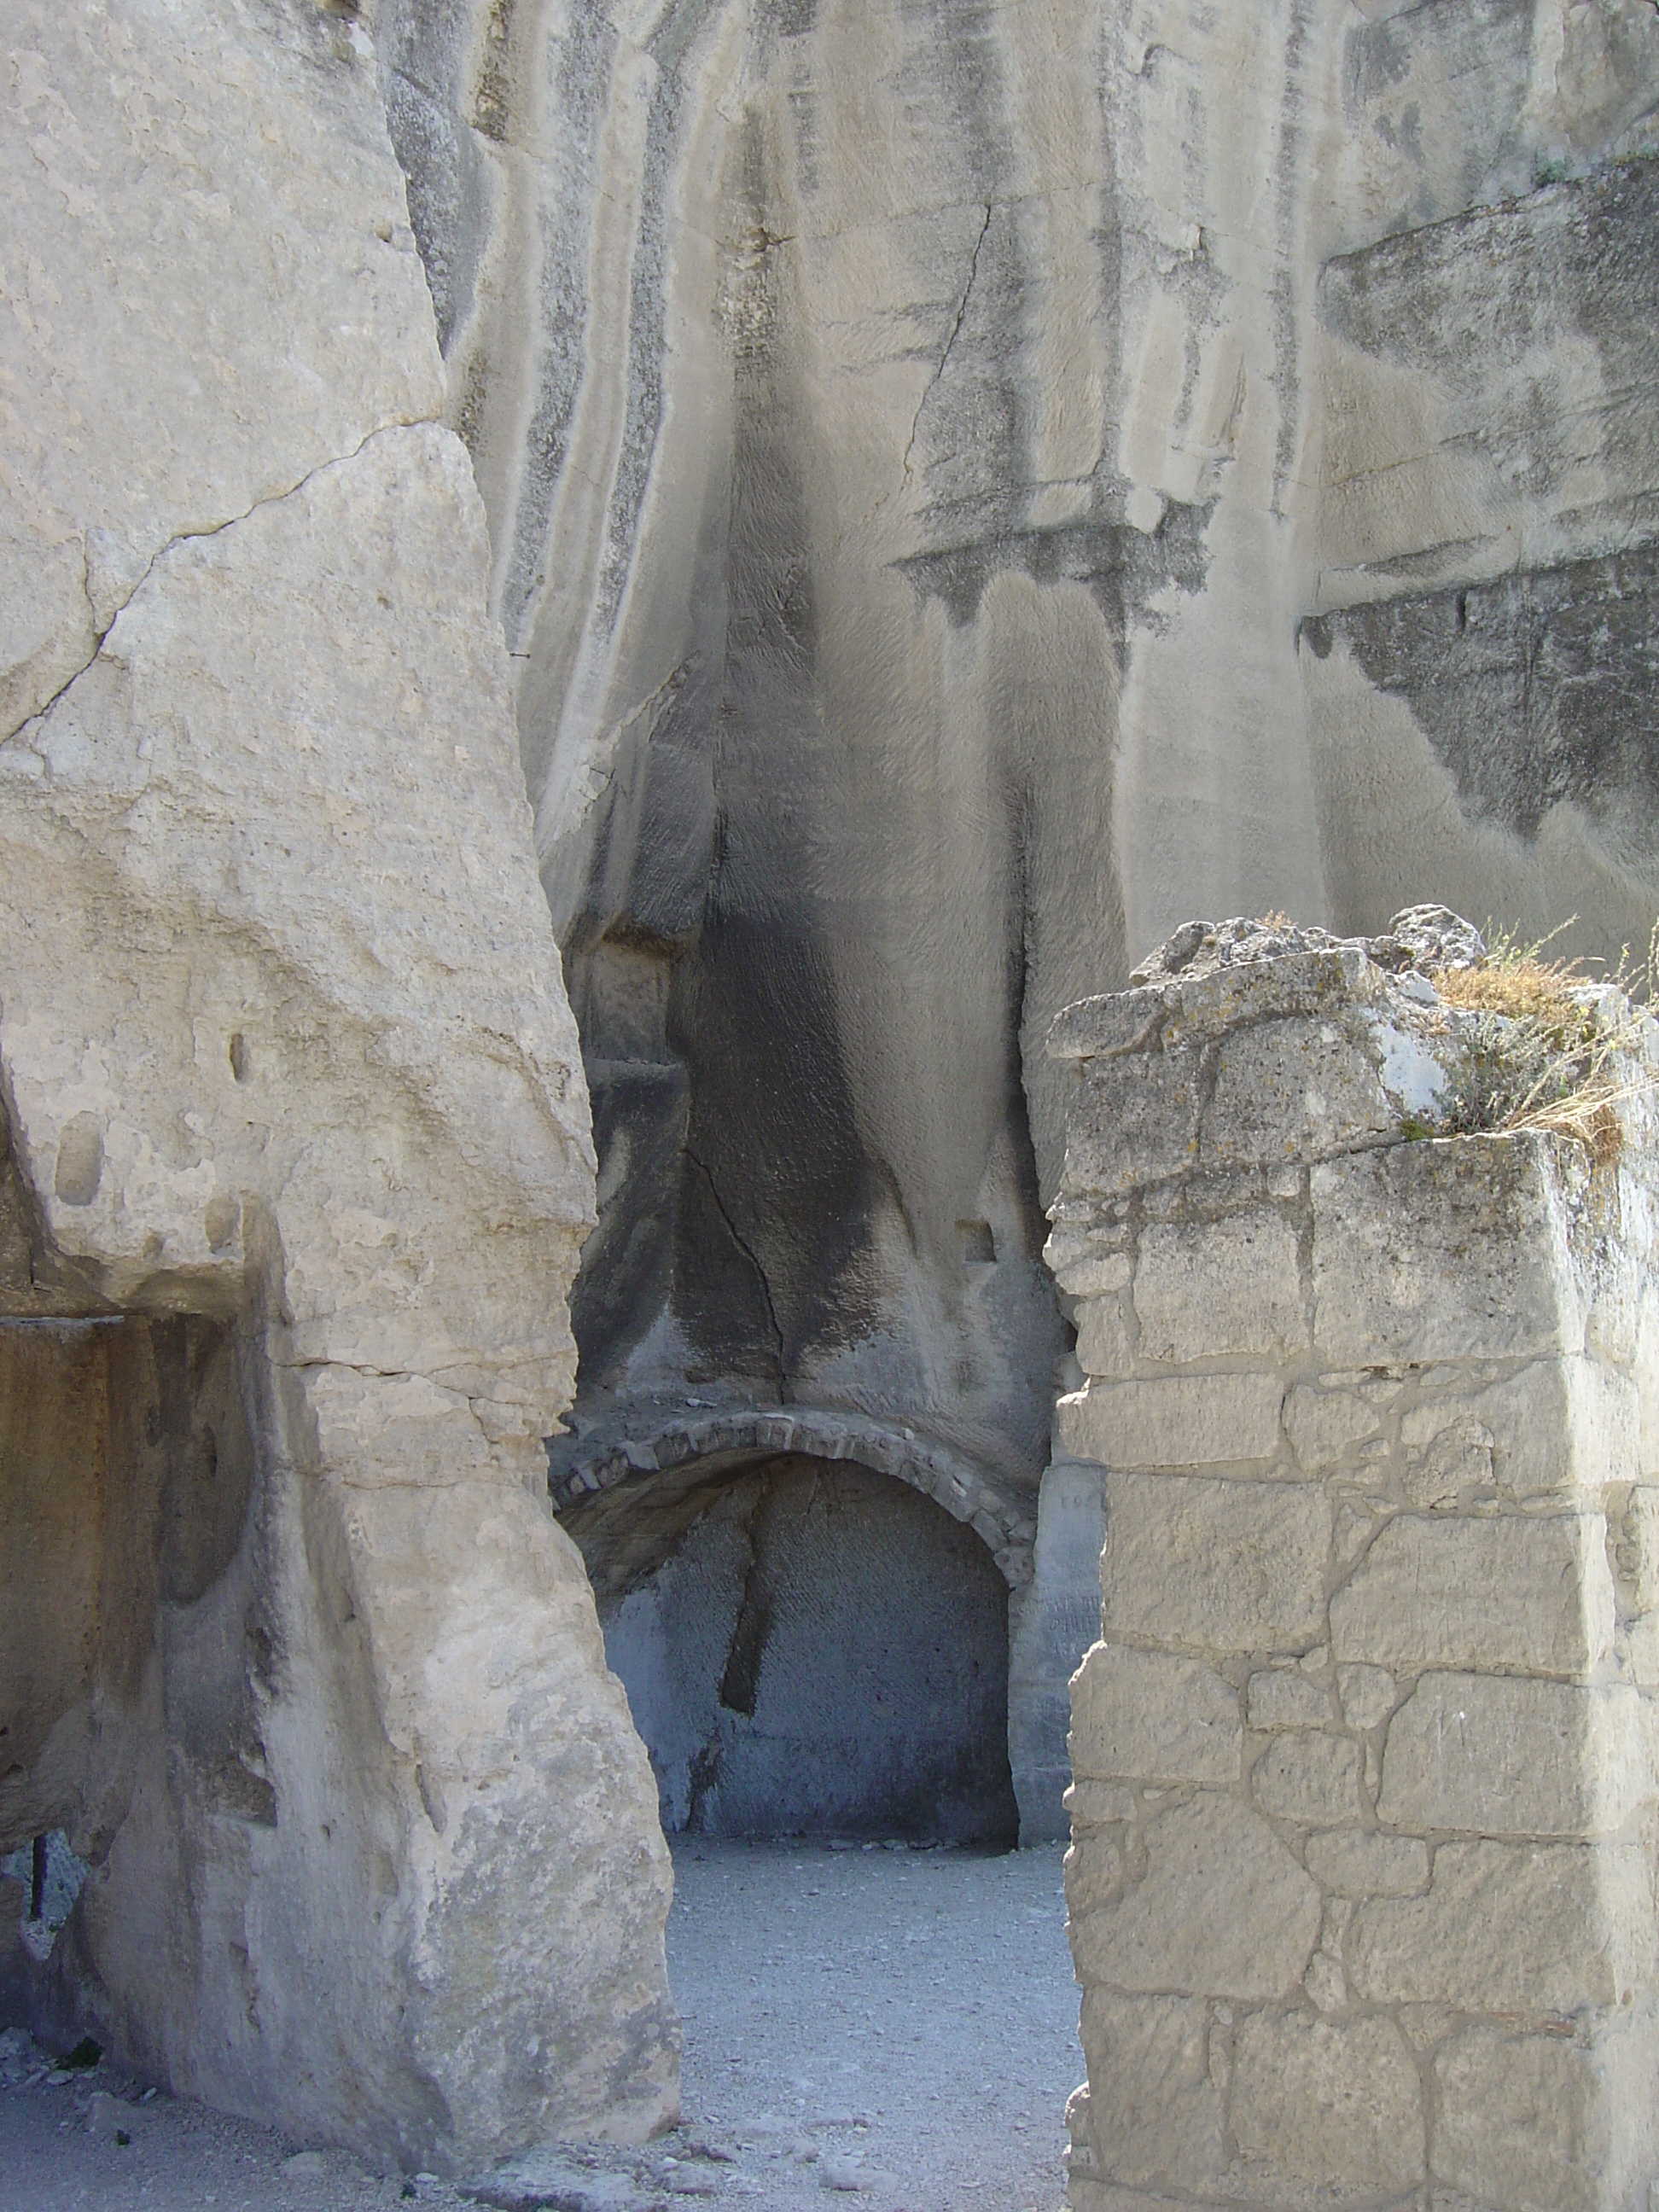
[0, 0, 672, 2174]
[1068, 1795, 1321, 2001]
[1331, 1513, 1615, 1679]
[2, 0, 441, 736]
[370, 4, 1659, 1912]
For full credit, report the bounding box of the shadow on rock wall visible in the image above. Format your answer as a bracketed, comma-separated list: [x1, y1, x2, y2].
[579, 1456, 1020, 1846]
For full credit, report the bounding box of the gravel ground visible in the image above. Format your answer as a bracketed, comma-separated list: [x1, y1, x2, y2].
[0, 1842, 1078, 2212]
[662, 1841, 1075, 2212]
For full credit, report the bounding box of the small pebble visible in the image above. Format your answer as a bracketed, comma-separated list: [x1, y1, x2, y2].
[283, 2149, 329, 2176]
[681, 2137, 737, 2163]
[86, 2090, 124, 2137]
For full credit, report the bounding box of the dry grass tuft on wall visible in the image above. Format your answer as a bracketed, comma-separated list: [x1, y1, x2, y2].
[1429, 922, 1658, 1167]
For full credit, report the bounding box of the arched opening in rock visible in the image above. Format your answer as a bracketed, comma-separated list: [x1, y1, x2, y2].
[562, 1452, 1020, 1846]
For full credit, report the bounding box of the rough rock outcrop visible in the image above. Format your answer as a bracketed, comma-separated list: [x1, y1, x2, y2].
[1, 0, 674, 2171]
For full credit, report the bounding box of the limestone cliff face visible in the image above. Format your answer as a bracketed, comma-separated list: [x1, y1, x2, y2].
[377, 0, 1659, 1491]
[380, 0, 1118, 1481]
[1, 0, 673, 2169]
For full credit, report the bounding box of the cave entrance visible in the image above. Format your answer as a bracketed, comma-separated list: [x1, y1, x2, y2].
[563, 1452, 1020, 1846]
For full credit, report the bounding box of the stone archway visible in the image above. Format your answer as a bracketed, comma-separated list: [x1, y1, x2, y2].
[553, 1407, 1035, 1847]
[549, 1401, 1036, 1588]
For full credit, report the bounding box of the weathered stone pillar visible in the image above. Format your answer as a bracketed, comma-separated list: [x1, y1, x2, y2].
[1048, 917, 1659, 2212]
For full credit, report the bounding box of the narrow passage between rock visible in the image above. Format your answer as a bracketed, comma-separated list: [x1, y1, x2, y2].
[0, 1843, 1076, 2212]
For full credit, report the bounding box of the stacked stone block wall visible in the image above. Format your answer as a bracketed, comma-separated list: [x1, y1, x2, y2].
[1048, 937, 1659, 2212]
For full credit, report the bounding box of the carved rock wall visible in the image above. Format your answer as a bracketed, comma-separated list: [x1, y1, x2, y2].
[1, 0, 673, 2171]
[371, 0, 1659, 1599]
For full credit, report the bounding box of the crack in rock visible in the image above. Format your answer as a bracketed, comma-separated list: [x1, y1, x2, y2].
[685, 1145, 789, 1400]
[3, 415, 434, 748]
[899, 201, 993, 490]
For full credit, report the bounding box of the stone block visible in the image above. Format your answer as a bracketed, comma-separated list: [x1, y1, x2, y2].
[1202, 1017, 1394, 1169]
[1336, 1664, 1397, 1732]
[1626, 1611, 1659, 1688]
[1312, 1139, 1580, 1365]
[1303, 1829, 1429, 1896]
[1065, 1779, 1138, 1830]
[1046, 988, 1164, 1063]
[1572, 1359, 1643, 1493]
[1248, 1668, 1332, 1731]
[1330, 1513, 1614, 1679]
[1231, 2011, 1426, 2204]
[1378, 1674, 1651, 1838]
[1061, 1050, 1202, 1201]
[1064, 1833, 1126, 1918]
[1075, 1297, 1135, 1378]
[1614, 1487, 1659, 1616]
[1074, 1990, 1226, 2196]
[1284, 1383, 1384, 1472]
[1046, 1240, 1132, 1301]
[1068, 1794, 1321, 2000]
[1586, 1265, 1640, 1366]
[1433, 2028, 1615, 2212]
[1424, 1359, 1641, 1500]
[1348, 1840, 1656, 2013]
[1056, 1374, 1285, 1469]
[1399, 1413, 1494, 1511]
[1641, 1285, 1659, 1478]
[1069, 1644, 1242, 1786]
[1133, 1213, 1305, 1362]
[1100, 1475, 1330, 1655]
[1253, 1732, 1365, 1824]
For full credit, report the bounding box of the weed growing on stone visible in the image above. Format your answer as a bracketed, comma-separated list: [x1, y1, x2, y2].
[1429, 920, 1659, 1166]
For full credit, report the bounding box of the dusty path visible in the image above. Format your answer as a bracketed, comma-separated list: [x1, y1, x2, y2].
[663, 1841, 1074, 2210]
[0, 1842, 1077, 2212]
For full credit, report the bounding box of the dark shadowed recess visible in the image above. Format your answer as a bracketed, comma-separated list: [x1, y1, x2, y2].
[1304, 543, 1659, 845]
[2, 1313, 270, 1904]
[567, 129, 936, 1401]
[564, 1455, 1020, 1847]
[1310, 154, 1659, 850]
